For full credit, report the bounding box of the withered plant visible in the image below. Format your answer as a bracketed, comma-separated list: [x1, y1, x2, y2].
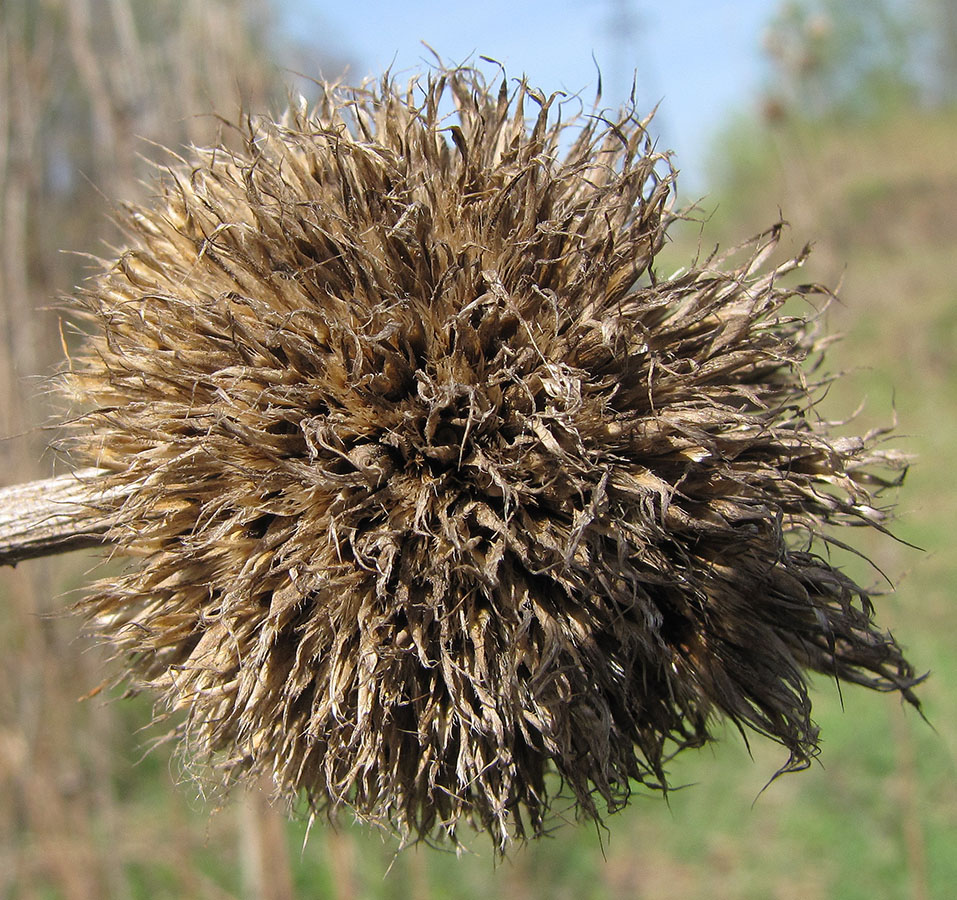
[61, 68, 920, 849]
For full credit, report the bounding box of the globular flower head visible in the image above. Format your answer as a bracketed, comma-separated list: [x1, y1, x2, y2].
[65, 67, 920, 849]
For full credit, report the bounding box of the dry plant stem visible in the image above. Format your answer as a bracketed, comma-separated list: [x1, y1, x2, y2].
[0, 468, 119, 565]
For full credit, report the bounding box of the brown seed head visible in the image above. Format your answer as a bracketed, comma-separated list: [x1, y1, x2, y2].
[64, 67, 921, 849]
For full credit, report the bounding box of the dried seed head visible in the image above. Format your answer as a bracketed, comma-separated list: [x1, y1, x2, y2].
[64, 68, 920, 849]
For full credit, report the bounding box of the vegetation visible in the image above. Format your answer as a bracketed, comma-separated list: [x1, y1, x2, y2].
[63, 65, 920, 854]
[1, 0, 954, 897]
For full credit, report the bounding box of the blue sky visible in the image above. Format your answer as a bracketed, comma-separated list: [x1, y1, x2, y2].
[279, 0, 777, 197]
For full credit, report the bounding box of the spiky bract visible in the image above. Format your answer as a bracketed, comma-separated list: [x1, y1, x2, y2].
[65, 68, 920, 848]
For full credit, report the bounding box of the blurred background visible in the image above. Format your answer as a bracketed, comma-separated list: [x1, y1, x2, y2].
[0, 0, 954, 897]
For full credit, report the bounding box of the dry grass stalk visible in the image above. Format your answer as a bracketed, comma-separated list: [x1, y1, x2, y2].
[60, 67, 921, 850]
